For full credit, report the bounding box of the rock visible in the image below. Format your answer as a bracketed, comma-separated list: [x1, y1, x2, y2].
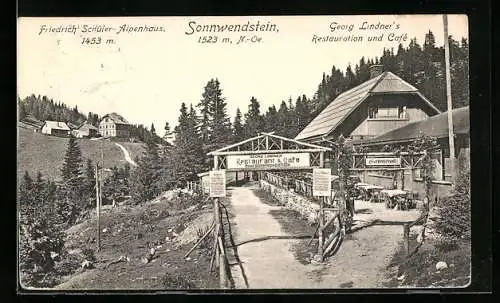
[397, 274, 405, 281]
[102, 228, 108, 233]
[81, 260, 93, 269]
[118, 255, 130, 262]
[141, 257, 150, 264]
[156, 245, 163, 249]
[416, 232, 424, 244]
[436, 261, 448, 271]
[185, 257, 192, 261]
[167, 228, 173, 233]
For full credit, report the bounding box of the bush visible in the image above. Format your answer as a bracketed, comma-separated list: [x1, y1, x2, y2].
[433, 170, 470, 241]
[19, 171, 67, 288]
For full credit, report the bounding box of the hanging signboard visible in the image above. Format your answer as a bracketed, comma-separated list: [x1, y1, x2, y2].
[226, 152, 310, 170]
[366, 157, 401, 166]
[209, 170, 226, 197]
[313, 168, 332, 197]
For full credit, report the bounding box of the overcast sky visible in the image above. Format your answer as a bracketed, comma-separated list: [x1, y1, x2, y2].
[18, 15, 468, 137]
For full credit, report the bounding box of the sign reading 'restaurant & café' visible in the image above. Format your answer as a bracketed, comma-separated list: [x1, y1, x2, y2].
[227, 153, 310, 170]
[365, 157, 401, 166]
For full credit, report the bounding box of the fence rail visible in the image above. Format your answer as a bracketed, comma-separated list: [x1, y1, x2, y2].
[403, 211, 428, 256]
[261, 171, 339, 203]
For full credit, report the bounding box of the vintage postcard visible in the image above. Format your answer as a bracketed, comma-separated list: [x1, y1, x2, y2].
[17, 15, 470, 291]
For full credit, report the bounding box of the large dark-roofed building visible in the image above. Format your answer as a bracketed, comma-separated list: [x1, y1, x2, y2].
[295, 66, 441, 144]
[356, 106, 469, 148]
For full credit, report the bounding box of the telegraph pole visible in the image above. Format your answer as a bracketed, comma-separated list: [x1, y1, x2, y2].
[443, 14, 456, 187]
[95, 163, 101, 252]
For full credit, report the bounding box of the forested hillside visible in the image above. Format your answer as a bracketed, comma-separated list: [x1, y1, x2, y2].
[18, 94, 157, 142]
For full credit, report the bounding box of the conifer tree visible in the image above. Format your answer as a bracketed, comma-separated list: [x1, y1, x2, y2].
[233, 108, 244, 142]
[57, 135, 84, 225]
[129, 131, 163, 203]
[197, 78, 233, 151]
[244, 96, 264, 138]
[170, 103, 205, 183]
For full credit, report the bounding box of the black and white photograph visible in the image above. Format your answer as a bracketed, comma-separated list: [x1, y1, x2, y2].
[17, 15, 471, 290]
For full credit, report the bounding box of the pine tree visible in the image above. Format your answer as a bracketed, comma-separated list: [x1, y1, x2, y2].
[244, 96, 264, 138]
[57, 135, 84, 225]
[83, 158, 96, 210]
[263, 105, 278, 133]
[277, 101, 289, 137]
[18, 98, 26, 121]
[197, 78, 233, 151]
[209, 79, 233, 150]
[233, 108, 244, 142]
[170, 103, 205, 183]
[164, 122, 171, 134]
[129, 131, 163, 203]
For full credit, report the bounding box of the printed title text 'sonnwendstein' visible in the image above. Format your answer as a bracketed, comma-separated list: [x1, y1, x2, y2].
[185, 20, 279, 35]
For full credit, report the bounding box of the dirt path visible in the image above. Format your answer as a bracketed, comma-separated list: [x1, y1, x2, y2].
[229, 184, 419, 289]
[114, 142, 138, 167]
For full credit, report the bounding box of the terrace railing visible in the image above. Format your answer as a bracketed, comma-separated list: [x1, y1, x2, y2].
[262, 172, 340, 205]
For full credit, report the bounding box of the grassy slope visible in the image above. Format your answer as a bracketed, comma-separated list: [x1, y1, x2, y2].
[17, 126, 145, 181]
[55, 195, 218, 290]
[383, 238, 471, 288]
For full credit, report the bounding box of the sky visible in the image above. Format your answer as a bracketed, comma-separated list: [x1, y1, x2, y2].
[18, 15, 468, 137]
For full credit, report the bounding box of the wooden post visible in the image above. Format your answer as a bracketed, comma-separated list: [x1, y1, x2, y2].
[218, 236, 228, 289]
[400, 170, 405, 190]
[214, 198, 220, 269]
[443, 14, 456, 189]
[318, 196, 324, 261]
[95, 164, 101, 252]
[403, 223, 410, 256]
[214, 156, 219, 170]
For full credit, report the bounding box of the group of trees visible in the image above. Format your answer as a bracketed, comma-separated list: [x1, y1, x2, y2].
[312, 31, 469, 114]
[18, 95, 88, 126]
[19, 134, 134, 287]
[149, 30, 469, 188]
[18, 95, 157, 143]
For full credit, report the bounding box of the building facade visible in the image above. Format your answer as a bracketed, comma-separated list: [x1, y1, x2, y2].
[99, 113, 130, 138]
[73, 122, 99, 138]
[40, 121, 71, 137]
[295, 65, 441, 144]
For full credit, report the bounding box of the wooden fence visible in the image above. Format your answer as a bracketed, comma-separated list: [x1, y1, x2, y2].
[186, 181, 204, 195]
[262, 172, 339, 202]
[403, 212, 428, 256]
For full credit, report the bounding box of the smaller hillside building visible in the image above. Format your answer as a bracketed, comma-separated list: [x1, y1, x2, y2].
[72, 122, 99, 138]
[40, 121, 71, 137]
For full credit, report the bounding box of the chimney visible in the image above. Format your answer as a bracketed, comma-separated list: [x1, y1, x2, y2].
[369, 64, 384, 79]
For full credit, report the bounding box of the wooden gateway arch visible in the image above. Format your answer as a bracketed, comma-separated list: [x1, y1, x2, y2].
[208, 132, 331, 172]
[207, 133, 352, 263]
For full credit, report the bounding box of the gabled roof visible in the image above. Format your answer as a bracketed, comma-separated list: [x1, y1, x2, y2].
[43, 121, 71, 131]
[208, 132, 331, 156]
[77, 123, 99, 132]
[102, 112, 130, 125]
[295, 71, 441, 141]
[355, 106, 469, 146]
